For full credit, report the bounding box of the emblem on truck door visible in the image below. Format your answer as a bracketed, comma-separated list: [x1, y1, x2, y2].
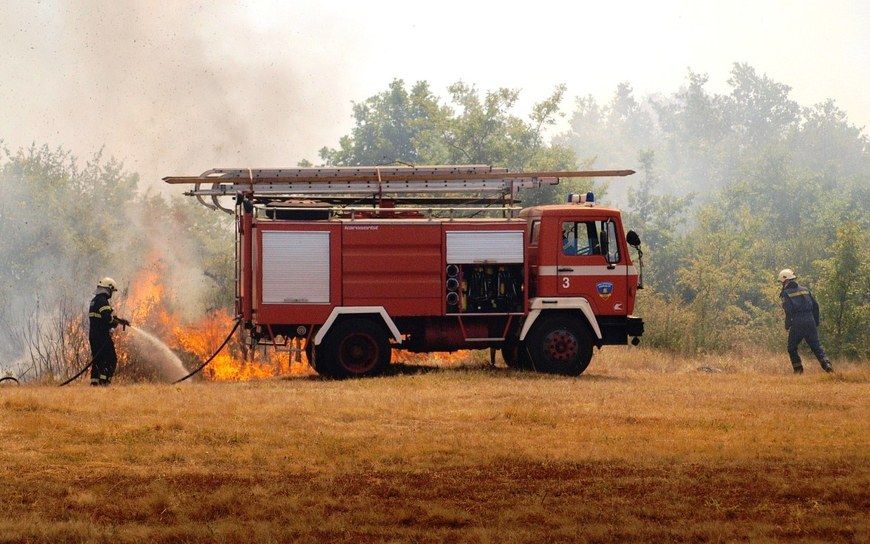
[596, 281, 614, 300]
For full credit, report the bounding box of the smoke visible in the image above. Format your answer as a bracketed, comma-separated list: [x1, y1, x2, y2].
[0, 1, 365, 186]
[0, 1, 371, 370]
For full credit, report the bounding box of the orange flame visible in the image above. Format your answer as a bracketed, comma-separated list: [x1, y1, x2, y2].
[116, 256, 307, 381]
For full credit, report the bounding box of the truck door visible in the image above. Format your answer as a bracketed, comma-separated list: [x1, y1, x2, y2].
[556, 217, 627, 315]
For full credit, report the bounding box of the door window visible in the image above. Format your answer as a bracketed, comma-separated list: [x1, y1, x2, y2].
[605, 220, 620, 263]
[529, 220, 541, 246]
[561, 221, 606, 256]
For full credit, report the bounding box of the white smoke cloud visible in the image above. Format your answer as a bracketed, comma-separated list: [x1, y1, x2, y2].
[0, 1, 367, 187]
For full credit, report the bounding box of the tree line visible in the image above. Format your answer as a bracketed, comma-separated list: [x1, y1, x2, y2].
[0, 62, 866, 376]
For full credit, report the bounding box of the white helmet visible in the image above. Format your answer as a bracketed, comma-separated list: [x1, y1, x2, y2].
[778, 269, 796, 283]
[97, 277, 118, 292]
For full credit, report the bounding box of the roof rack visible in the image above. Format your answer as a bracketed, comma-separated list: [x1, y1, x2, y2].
[164, 165, 634, 215]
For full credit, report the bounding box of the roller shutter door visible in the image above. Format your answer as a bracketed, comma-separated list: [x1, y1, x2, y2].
[262, 231, 330, 303]
[446, 231, 524, 264]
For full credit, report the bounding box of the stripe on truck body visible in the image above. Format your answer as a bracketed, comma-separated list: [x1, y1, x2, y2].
[538, 265, 637, 277]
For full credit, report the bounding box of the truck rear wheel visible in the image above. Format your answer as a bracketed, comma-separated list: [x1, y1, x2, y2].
[526, 315, 593, 376]
[318, 318, 391, 378]
[304, 339, 326, 375]
[501, 338, 531, 370]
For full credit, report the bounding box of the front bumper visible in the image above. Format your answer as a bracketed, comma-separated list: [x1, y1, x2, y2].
[598, 315, 645, 345]
[626, 315, 644, 337]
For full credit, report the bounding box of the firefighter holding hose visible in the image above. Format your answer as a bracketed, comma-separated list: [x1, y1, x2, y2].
[88, 277, 130, 386]
[778, 269, 833, 374]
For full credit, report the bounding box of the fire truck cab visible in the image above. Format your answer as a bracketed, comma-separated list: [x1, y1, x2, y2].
[166, 166, 644, 378]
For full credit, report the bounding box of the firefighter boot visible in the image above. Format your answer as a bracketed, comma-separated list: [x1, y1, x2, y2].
[98, 374, 110, 386]
[790, 353, 803, 375]
[803, 327, 832, 373]
[90, 378, 100, 386]
[788, 348, 803, 375]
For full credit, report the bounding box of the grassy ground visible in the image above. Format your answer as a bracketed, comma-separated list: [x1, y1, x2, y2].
[0, 348, 867, 543]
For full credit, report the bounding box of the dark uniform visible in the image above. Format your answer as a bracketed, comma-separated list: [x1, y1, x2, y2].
[780, 280, 832, 374]
[88, 291, 120, 385]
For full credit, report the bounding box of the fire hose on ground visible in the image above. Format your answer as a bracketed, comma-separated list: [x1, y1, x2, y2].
[56, 317, 242, 387]
[172, 318, 242, 384]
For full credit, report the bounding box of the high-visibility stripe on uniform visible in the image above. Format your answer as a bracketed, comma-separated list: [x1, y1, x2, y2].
[88, 312, 102, 318]
[787, 289, 809, 298]
[98, 305, 113, 312]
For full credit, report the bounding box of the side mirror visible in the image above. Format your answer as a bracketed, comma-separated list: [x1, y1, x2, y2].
[626, 229, 644, 289]
[627, 230, 641, 248]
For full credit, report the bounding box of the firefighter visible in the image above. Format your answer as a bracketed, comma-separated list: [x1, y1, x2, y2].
[778, 269, 833, 374]
[88, 277, 130, 386]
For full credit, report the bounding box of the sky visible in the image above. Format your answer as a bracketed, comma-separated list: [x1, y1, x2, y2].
[0, 0, 867, 189]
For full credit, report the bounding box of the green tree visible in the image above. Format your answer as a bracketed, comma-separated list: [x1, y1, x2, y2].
[815, 223, 869, 358]
[726, 63, 800, 150]
[625, 150, 693, 289]
[674, 204, 776, 351]
[317, 80, 590, 205]
[555, 83, 654, 169]
[319, 80, 449, 166]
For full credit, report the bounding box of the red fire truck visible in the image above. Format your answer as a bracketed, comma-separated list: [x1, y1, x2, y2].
[165, 165, 644, 377]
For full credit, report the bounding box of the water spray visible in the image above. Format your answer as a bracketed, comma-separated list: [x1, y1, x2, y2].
[127, 326, 189, 382]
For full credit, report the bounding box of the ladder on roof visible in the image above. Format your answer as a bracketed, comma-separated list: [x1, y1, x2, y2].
[163, 165, 635, 215]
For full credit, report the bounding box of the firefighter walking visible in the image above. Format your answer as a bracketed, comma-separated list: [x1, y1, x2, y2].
[778, 269, 833, 374]
[88, 277, 130, 386]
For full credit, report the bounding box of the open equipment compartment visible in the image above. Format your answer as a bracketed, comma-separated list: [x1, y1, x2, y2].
[444, 230, 524, 314]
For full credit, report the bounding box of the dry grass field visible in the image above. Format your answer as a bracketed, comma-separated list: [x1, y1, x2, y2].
[1, 348, 867, 543]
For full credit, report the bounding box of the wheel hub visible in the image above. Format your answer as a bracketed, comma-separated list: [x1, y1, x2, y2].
[339, 333, 379, 373]
[543, 329, 578, 362]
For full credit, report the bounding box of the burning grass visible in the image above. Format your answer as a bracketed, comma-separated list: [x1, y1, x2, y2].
[110, 259, 301, 382]
[0, 349, 867, 542]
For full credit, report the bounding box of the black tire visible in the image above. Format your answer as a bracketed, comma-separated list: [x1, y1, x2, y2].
[501, 338, 531, 370]
[304, 339, 327, 375]
[317, 319, 391, 378]
[526, 315, 593, 376]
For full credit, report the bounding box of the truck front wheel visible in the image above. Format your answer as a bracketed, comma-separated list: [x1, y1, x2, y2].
[318, 318, 391, 378]
[526, 315, 593, 376]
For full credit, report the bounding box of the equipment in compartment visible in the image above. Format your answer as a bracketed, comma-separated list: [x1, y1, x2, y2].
[445, 264, 522, 313]
[445, 264, 462, 313]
